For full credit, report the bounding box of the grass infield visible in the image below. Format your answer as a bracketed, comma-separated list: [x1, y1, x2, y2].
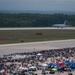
[0, 29, 75, 44]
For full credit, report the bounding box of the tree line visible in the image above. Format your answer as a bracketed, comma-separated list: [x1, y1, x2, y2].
[0, 13, 75, 27]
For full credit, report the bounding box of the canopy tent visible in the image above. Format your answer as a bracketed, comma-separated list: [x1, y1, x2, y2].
[52, 68, 57, 71]
[42, 63, 48, 67]
[29, 66, 36, 71]
[37, 53, 42, 56]
[19, 67, 28, 70]
[56, 61, 64, 67]
[64, 61, 75, 69]
[12, 55, 27, 59]
[64, 60, 70, 65]
[48, 63, 57, 67]
[39, 63, 48, 70]
[29, 66, 36, 69]
[71, 63, 75, 69]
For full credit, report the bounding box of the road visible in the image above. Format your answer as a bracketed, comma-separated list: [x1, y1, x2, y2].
[0, 39, 75, 55]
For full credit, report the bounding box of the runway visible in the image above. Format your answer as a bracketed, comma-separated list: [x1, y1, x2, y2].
[0, 39, 75, 55]
[0, 27, 75, 30]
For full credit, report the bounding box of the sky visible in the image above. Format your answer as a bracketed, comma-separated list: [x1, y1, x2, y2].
[0, 0, 75, 11]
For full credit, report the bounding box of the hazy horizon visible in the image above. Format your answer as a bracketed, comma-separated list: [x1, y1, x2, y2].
[0, 0, 75, 12]
[0, 10, 75, 15]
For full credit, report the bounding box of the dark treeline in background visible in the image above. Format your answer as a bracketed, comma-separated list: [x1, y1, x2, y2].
[0, 13, 75, 27]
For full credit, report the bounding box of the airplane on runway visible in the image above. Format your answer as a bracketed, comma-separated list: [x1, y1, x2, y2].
[52, 20, 67, 28]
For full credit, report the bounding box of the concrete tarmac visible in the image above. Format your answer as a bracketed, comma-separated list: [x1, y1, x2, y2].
[0, 39, 75, 55]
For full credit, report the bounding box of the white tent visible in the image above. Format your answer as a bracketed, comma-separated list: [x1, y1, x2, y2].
[12, 55, 27, 59]
[42, 63, 48, 70]
[37, 53, 42, 56]
[29, 66, 36, 69]
[0, 69, 5, 73]
[29, 66, 36, 71]
[42, 64, 48, 67]
[19, 67, 28, 70]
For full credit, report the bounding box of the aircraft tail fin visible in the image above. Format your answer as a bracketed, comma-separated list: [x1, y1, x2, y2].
[64, 20, 67, 25]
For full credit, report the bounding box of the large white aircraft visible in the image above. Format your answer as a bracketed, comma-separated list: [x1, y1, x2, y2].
[52, 20, 66, 28]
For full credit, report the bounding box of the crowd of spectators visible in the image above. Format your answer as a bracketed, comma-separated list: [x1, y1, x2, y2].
[0, 47, 75, 75]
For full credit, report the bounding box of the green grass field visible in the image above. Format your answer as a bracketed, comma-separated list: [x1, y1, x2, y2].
[0, 29, 75, 44]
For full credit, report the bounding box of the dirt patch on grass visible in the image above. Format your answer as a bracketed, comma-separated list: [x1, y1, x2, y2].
[0, 37, 12, 40]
